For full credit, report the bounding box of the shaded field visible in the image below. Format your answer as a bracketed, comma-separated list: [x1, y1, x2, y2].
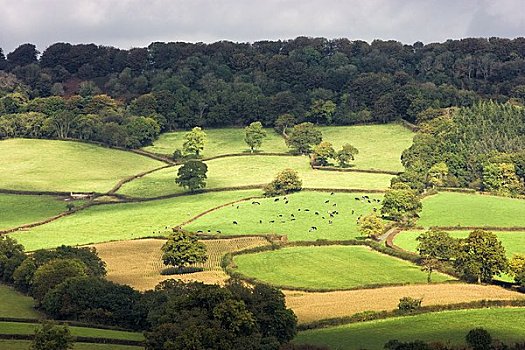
[0, 341, 142, 350]
[93, 237, 270, 291]
[143, 127, 288, 157]
[0, 285, 39, 319]
[0, 194, 69, 231]
[233, 246, 452, 290]
[394, 230, 525, 257]
[295, 308, 525, 350]
[185, 191, 383, 241]
[418, 192, 525, 228]
[9, 190, 261, 251]
[118, 155, 393, 198]
[0, 322, 144, 341]
[0, 139, 163, 193]
[285, 283, 525, 324]
[319, 123, 413, 171]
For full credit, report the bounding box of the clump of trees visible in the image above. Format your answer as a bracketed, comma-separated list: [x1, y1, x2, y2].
[380, 183, 422, 223]
[286, 122, 322, 154]
[263, 168, 302, 197]
[357, 213, 385, 239]
[30, 321, 73, 350]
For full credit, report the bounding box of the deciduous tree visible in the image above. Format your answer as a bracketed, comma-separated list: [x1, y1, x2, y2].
[182, 126, 206, 157]
[175, 160, 208, 191]
[286, 122, 322, 154]
[336, 143, 359, 168]
[263, 168, 302, 197]
[244, 121, 267, 152]
[161, 231, 208, 272]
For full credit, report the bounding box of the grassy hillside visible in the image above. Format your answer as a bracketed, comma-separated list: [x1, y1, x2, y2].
[233, 246, 452, 290]
[295, 308, 525, 350]
[0, 139, 163, 193]
[0, 341, 143, 350]
[0, 194, 71, 231]
[118, 155, 393, 198]
[395, 230, 525, 257]
[184, 191, 383, 241]
[418, 192, 525, 228]
[319, 123, 413, 171]
[0, 285, 39, 319]
[9, 190, 260, 251]
[143, 127, 288, 157]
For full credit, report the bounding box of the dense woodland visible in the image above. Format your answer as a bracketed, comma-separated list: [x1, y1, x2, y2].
[1, 37, 525, 145]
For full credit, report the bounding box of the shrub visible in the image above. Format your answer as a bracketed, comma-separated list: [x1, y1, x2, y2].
[398, 297, 422, 313]
[263, 168, 302, 197]
[466, 328, 492, 350]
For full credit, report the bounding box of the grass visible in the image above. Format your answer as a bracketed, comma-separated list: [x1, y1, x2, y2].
[295, 308, 525, 350]
[232, 246, 452, 290]
[394, 230, 525, 258]
[418, 192, 525, 228]
[93, 237, 270, 291]
[0, 194, 71, 231]
[143, 127, 289, 157]
[0, 341, 143, 350]
[9, 190, 261, 251]
[0, 139, 163, 193]
[0, 285, 39, 319]
[319, 123, 414, 171]
[286, 283, 525, 324]
[118, 156, 393, 198]
[0, 322, 144, 341]
[185, 191, 383, 241]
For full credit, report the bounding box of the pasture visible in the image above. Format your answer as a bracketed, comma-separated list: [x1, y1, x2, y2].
[295, 308, 525, 350]
[418, 192, 525, 228]
[286, 283, 525, 324]
[9, 190, 260, 251]
[232, 246, 452, 290]
[0, 194, 69, 231]
[184, 191, 383, 241]
[394, 230, 525, 257]
[143, 127, 288, 157]
[319, 123, 414, 171]
[0, 285, 39, 319]
[0, 139, 163, 193]
[93, 237, 270, 291]
[0, 341, 143, 350]
[117, 155, 393, 198]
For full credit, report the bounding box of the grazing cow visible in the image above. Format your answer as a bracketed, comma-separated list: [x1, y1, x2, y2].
[367, 200, 371, 203]
[305, 209, 310, 212]
[207, 230, 211, 232]
[330, 192, 335, 195]
[217, 230, 222, 233]
[373, 207, 377, 212]
[279, 214, 283, 217]
[285, 201, 289, 204]
[328, 220, 333, 224]
[233, 221, 238, 225]
[329, 213, 334, 218]
[259, 220, 263, 223]
[315, 212, 319, 215]
[355, 197, 360, 200]
[325, 200, 330, 203]
[274, 198, 280, 202]
[270, 220, 275, 223]
[351, 210, 355, 214]
[322, 216, 325, 219]
[197, 230, 203, 233]
[309, 226, 318, 232]
[291, 218, 296, 221]
[291, 213, 295, 217]
[333, 203, 337, 207]
[281, 221, 286, 223]
[298, 209, 301, 211]
[252, 201, 260, 205]
[236, 206, 239, 209]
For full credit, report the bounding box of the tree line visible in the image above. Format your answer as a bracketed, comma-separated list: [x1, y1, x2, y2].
[1, 36, 524, 132]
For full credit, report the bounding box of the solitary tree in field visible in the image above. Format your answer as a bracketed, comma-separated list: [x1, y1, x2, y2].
[183, 127, 206, 157]
[454, 230, 508, 283]
[336, 143, 359, 168]
[161, 231, 208, 272]
[357, 213, 385, 238]
[244, 121, 267, 152]
[312, 141, 335, 166]
[286, 122, 322, 154]
[263, 168, 302, 197]
[30, 321, 73, 350]
[176, 160, 208, 192]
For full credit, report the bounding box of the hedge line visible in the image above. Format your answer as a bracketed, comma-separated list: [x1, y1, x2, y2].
[298, 299, 525, 331]
[310, 165, 401, 175]
[0, 333, 144, 346]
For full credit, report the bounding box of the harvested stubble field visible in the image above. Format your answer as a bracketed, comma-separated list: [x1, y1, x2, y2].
[0, 193, 71, 231]
[285, 283, 525, 324]
[0, 139, 163, 193]
[295, 308, 525, 350]
[0, 341, 143, 350]
[9, 190, 261, 251]
[184, 191, 383, 241]
[232, 245, 453, 290]
[117, 155, 393, 198]
[418, 192, 525, 228]
[143, 127, 288, 157]
[93, 236, 270, 291]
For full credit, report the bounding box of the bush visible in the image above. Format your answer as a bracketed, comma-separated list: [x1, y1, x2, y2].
[398, 297, 422, 313]
[466, 328, 492, 350]
[263, 168, 302, 197]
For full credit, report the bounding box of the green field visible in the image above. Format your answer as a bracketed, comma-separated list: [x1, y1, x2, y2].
[0, 341, 142, 350]
[9, 190, 260, 251]
[418, 192, 525, 228]
[143, 127, 289, 157]
[233, 246, 452, 290]
[319, 123, 414, 171]
[0, 322, 144, 341]
[0, 285, 39, 319]
[0, 139, 163, 193]
[185, 191, 383, 241]
[118, 155, 393, 198]
[0, 194, 71, 231]
[394, 230, 525, 257]
[295, 308, 525, 350]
